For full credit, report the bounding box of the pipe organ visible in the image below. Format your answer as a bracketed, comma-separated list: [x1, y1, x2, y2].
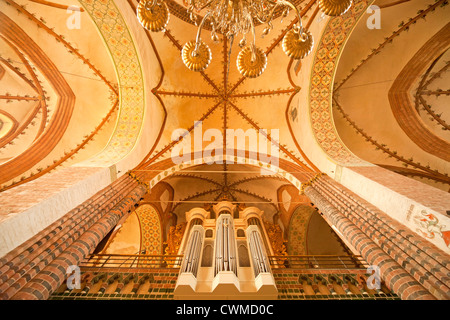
[174, 201, 278, 299]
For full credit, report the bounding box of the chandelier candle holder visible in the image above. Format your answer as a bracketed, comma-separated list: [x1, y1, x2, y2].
[181, 11, 213, 72]
[137, 0, 170, 32]
[137, 0, 352, 78]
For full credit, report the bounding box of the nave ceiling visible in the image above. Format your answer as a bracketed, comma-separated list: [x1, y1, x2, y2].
[0, 0, 448, 199]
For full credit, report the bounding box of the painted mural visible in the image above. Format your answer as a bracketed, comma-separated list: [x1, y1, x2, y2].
[136, 204, 163, 255]
[287, 205, 315, 255]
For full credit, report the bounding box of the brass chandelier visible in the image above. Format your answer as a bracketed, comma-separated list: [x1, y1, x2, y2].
[137, 0, 352, 78]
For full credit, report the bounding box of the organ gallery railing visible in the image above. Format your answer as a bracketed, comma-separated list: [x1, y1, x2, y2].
[268, 255, 368, 269]
[80, 254, 183, 269]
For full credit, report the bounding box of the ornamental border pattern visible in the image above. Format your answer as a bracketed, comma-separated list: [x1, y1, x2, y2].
[79, 0, 145, 166]
[136, 204, 163, 255]
[288, 205, 315, 255]
[308, 0, 370, 165]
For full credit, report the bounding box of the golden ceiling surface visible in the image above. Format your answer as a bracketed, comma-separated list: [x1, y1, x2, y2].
[129, 0, 324, 221]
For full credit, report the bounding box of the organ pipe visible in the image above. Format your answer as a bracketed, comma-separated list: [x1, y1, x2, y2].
[214, 214, 237, 276]
[180, 225, 204, 277]
[247, 226, 270, 277]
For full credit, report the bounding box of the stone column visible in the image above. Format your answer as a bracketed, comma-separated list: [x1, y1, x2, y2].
[0, 175, 147, 300]
[304, 175, 450, 300]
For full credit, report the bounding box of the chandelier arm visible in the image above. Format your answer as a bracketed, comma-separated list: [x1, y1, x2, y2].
[144, 0, 158, 10]
[277, 0, 307, 40]
[264, 1, 285, 24]
[187, 0, 198, 11]
[246, 13, 257, 62]
[199, 0, 214, 11]
[194, 11, 212, 52]
[187, 0, 213, 24]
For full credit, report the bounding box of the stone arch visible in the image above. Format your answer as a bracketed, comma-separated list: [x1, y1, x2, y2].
[145, 153, 305, 194]
[307, 0, 370, 165]
[99, 210, 141, 255]
[388, 24, 450, 162]
[287, 204, 349, 256]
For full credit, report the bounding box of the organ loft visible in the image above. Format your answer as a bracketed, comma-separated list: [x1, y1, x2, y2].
[175, 201, 278, 299]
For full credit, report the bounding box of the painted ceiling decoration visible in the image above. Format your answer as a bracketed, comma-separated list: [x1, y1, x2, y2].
[1, 0, 450, 301]
[129, 0, 325, 178]
[149, 161, 298, 221]
[414, 48, 449, 133]
[0, 0, 123, 191]
[0, 0, 447, 206]
[0, 11, 76, 185]
[121, 0, 333, 240]
[78, 0, 146, 167]
[121, 0, 449, 259]
[308, 0, 369, 165]
[0, 111, 17, 141]
[389, 23, 450, 162]
[287, 205, 314, 255]
[121, 1, 448, 260]
[135, 204, 163, 255]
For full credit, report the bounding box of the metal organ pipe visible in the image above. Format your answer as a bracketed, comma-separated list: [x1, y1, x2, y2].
[214, 214, 237, 276]
[247, 227, 270, 277]
[181, 225, 204, 277]
[246, 215, 272, 256]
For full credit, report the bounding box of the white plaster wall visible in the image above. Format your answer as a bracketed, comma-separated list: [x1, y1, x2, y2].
[339, 166, 450, 254]
[0, 167, 112, 257]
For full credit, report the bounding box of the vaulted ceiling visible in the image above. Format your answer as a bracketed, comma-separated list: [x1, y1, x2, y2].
[127, 0, 320, 223]
[0, 0, 448, 203]
[0, 0, 119, 189]
[333, 0, 450, 191]
[133, 0, 317, 171]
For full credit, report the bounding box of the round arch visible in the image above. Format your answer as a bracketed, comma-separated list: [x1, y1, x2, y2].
[140, 153, 309, 195]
